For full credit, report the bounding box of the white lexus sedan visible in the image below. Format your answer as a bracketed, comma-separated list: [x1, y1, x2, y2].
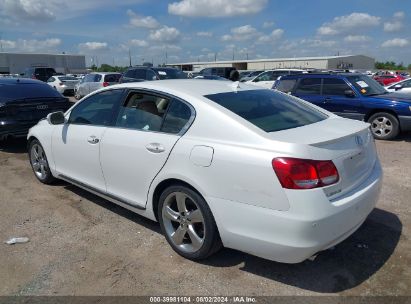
[27, 80, 382, 263]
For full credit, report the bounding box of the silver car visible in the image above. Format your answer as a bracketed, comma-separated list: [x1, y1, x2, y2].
[74, 72, 121, 100]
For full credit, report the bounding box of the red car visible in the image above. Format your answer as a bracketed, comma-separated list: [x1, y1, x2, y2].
[374, 74, 405, 86]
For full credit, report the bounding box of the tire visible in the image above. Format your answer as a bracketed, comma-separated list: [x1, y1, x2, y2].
[158, 185, 222, 260]
[28, 139, 56, 184]
[368, 112, 400, 140]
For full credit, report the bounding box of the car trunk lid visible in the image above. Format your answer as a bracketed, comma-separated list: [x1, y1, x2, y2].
[5, 97, 69, 121]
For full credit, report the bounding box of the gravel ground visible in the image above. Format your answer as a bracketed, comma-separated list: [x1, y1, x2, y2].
[0, 132, 410, 296]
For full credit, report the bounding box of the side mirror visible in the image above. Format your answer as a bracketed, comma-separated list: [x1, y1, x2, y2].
[394, 84, 402, 90]
[47, 111, 65, 125]
[344, 89, 356, 98]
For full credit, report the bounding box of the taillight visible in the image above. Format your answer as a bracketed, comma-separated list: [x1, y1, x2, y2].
[103, 82, 109, 87]
[272, 157, 339, 190]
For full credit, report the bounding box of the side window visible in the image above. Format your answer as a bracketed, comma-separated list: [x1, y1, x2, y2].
[69, 90, 124, 126]
[161, 100, 192, 134]
[254, 71, 273, 82]
[276, 79, 297, 93]
[146, 70, 158, 80]
[47, 77, 55, 82]
[94, 74, 102, 82]
[403, 80, 411, 88]
[115, 92, 168, 132]
[104, 74, 120, 83]
[322, 78, 351, 96]
[84, 74, 93, 82]
[295, 78, 322, 95]
[202, 68, 212, 76]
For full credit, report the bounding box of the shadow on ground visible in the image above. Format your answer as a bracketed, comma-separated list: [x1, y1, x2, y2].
[61, 182, 402, 293]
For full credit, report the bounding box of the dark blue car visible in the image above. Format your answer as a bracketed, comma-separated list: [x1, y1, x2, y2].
[274, 73, 411, 140]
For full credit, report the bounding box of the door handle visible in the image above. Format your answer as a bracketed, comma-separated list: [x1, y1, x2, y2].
[146, 143, 165, 153]
[87, 136, 100, 144]
[324, 97, 332, 103]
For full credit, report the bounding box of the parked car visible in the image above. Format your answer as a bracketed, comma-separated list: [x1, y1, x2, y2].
[28, 80, 381, 263]
[197, 67, 237, 79]
[47, 75, 79, 95]
[385, 78, 411, 94]
[373, 74, 405, 86]
[239, 70, 265, 82]
[22, 67, 57, 82]
[74, 72, 121, 100]
[119, 67, 187, 83]
[0, 78, 71, 141]
[246, 69, 306, 89]
[193, 75, 228, 80]
[274, 73, 411, 140]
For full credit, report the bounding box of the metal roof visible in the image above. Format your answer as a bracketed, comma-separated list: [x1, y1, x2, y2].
[167, 55, 373, 66]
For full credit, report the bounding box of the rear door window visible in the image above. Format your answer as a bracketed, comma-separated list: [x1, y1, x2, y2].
[104, 74, 120, 82]
[295, 78, 322, 95]
[205, 90, 327, 132]
[161, 100, 192, 134]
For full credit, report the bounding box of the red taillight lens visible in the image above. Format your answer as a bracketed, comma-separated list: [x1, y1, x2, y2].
[272, 158, 339, 190]
[103, 82, 109, 87]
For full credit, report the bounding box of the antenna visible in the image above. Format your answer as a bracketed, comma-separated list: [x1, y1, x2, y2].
[0, 32, 3, 52]
[128, 49, 132, 67]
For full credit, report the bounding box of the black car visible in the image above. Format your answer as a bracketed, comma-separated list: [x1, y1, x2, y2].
[0, 78, 72, 140]
[22, 67, 57, 82]
[120, 66, 187, 83]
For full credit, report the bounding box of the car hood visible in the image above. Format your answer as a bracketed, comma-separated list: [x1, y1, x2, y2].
[370, 92, 411, 103]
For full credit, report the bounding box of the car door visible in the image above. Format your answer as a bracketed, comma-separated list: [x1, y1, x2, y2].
[51, 89, 124, 191]
[250, 71, 275, 88]
[100, 90, 193, 208]
[293, 77, 322, 106]
[78, 74, 92, 96]
[88, 74, 102, 94]
[321, 78, 364, 120]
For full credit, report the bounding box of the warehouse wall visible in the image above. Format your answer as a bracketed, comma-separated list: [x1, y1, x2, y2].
[327, 55, 375, 70]
[0, 53, 86, 74]
[247, 59, 328, 70]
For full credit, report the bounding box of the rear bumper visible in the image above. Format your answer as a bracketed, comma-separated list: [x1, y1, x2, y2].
[399, 115, 411, 132]
[207, 161, 382, 263]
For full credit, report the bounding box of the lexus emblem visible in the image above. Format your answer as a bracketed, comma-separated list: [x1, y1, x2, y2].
[37, 105, 48, 110]
[355, 135, 364, 146]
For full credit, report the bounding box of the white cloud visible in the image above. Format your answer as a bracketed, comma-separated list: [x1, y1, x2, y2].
[0, 0, 57, 22]
[0, 39, 17, 49]
[257, 29, 284, 43]
[78, 42, 108, 52]
[221, 25, 263, 42]
[262, 21, 274, 29]
[300, 39, 337, 48]
[317, 13, 380, 36]
[381, 38, 409, 48]
[384, 11, 405, 32]
[0, 38, 61, 52]
[126, 9, 160, 29]
[149, 26, 181, 43]
[129, 39, 148, 47]
[196, 31, 213, 37]
[168, 0, 267, 17]
[344, 35, 371, 43]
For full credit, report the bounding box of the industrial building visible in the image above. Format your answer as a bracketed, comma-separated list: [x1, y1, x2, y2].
[0, 52, 86, 75]
[167, 55, 375, 72]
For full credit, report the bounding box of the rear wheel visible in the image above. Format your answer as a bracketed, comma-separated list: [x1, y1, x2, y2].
[29, 139, 56, 184]
[368, 112, 399, 140]
[158, 185, 222, 260]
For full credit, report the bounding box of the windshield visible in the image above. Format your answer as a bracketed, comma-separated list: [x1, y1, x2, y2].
[154, 69, 187, 80]
[347, 75, 386, 96]
[204, 90, 328, 133]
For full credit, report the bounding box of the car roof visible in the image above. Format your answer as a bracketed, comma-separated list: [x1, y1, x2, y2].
[280, 73, 362, 79]
[0, 78, 44, 85]
[111, 79, 265, 97]
[90, 72, 121, 75]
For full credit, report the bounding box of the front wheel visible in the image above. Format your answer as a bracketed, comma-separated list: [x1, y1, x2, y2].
[158, 185, 222, 260]
[29, 140, 56, 184]
[368, 112, 400, 140]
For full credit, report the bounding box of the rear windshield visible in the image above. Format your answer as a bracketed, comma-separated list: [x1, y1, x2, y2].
[0, 83, 63, 100]
[154, 69, 187, 80]
[204, 90, 327, 132]
[104, 74, 121, 82]
[58, 76, 78, 81]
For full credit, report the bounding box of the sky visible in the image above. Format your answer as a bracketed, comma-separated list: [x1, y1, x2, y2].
[0, 0, 410, 67]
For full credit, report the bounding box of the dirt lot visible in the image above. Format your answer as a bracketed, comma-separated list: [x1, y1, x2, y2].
[0, 132, 410, 296]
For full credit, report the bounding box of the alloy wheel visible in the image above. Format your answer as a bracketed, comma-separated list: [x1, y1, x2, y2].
[161, 191, 205, 253]
[30, 143, 49, 180]
[371, 116, 393, 137]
